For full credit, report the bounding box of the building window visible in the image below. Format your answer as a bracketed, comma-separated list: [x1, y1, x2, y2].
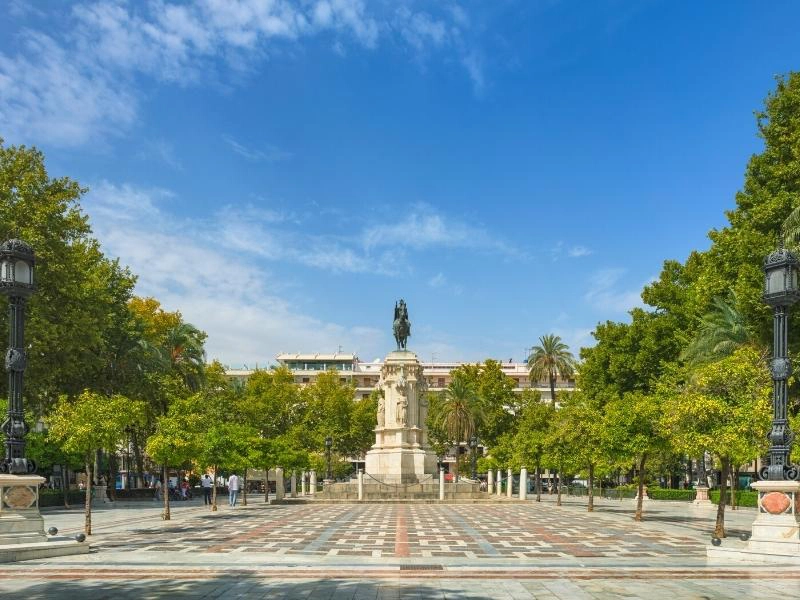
[302, 377, 309, 383]
[438, 378, 445, 387]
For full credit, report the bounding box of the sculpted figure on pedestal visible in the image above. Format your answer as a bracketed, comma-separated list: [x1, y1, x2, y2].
[396, 397, 408, 426]
[377, 394, 385, 427]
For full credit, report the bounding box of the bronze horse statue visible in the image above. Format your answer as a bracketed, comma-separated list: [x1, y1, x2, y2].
[393, 299, 410, 350]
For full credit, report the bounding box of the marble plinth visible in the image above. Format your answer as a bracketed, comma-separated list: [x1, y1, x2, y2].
[707, 480, 800, 563]
[364, 350, 437, 484]
[0, 474, 89, 562]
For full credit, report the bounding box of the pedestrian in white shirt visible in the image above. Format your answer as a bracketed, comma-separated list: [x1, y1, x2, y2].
[228, 473, 240, 507]
[201, 473, 213, 506]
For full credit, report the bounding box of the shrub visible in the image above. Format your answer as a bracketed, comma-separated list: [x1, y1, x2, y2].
[647, 488, 696, 501]
[39, 489, 85, 507]
[710, 489, 758, 508]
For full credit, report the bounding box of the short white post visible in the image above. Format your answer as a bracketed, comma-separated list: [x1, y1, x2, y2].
[310, 470, 317, 496]
[507, 468, 513, 498]
[520, 467, 528, 500]
[487, 469, 494, 494]
[290, 470, 297, 498]
[439, 468, 445, 501]
[496, 469, 502, 496]
[275, 467, 284, 501]
[301, 471, 307, 496]
[358, 469, 364, 501]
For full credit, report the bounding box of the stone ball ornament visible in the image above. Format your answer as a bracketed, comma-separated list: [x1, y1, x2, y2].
[47, 527, 58, 536]
[75, 533, 86, 543]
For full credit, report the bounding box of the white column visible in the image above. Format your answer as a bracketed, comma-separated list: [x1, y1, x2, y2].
[290, 470, 297, 498]
[275, 467, 284, 501]
[487, 469, 494, 494]
[358, 469, 364, 501]
[520, 467, 528, 501]
[310, 470, 317, 496]
[507, 468, 513, 498]
[301, 471, 307, 496]
[439, 468, 445, 501]
[496, 469, 502, 496]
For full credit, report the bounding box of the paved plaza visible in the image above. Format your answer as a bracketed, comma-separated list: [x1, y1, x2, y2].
[1, 496, 799, 599]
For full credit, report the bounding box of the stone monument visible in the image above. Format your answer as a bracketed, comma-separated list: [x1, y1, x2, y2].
[364, 300, 437, 483]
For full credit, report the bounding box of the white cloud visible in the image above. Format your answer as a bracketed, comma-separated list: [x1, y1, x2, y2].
[222, 135, 292, 162]
[584, 268, 646, 314]
[362, 208, 523, 259]
[567, 245, 593, 258]
[82, 182, 386, 366]
[1, 0, 484, 147]
[428, 272, 447, 288]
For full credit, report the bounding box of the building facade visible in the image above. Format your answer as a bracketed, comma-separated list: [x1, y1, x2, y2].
[226, 353, 577, 404]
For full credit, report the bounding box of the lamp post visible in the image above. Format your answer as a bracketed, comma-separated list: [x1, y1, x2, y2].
[761, 247, 800, 481]
[325, 436, 333, 481]
[0, 239, 36, 475]
[469, 435, 478, 480]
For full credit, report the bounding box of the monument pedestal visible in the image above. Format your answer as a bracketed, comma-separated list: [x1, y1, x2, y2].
[707, 480, 800, 564]
[364, 350, 437, 484]
[0, 474, 89, 563]
[693, 485, 712, 505]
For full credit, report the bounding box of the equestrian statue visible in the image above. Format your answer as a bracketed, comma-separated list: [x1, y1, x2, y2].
[393, 299, 411, 350]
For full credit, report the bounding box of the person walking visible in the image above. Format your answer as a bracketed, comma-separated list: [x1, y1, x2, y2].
[228, 472, 240, 507]
[201, 473, 213, 506]
[154, 478, 162, 502]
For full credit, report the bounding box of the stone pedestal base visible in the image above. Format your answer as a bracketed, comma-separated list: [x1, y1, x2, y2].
[693, 485, 712, 505]
[0, 474, 89, 563]
[707, 480, 800, 563]
[364, 447, 438, 484]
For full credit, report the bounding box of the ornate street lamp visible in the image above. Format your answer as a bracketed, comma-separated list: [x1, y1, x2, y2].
[325, 436, 333, 481]
[0, 239, 36, 475]
[761, 247, 800, 481]
[469, 435, 478, 481]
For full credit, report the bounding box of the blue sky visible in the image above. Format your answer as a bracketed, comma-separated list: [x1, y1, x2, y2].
[2, 1, 800, 367]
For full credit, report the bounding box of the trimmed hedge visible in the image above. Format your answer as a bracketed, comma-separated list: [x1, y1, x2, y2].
[647, 488, 696, 501]
[39, 489, 85, 507]
[710, 489, 758, 508]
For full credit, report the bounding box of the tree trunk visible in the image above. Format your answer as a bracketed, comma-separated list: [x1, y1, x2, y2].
[107, 451, 117, 502]
[635, 453, 647, 522]
[264, 466, 269, 503]
[63, 467, 71, 508]
[535, 461, 541, 502]
[453, 449, 459, 483]
[211, 466, 218, 511]
[715, 456, 730, 538]
[587, 463, 595, 512]
[556, 465, 562, 506]
[132, 430, 144, 488]
[84, 459, 93, 536]
[242, 473, 248, 506]
[549, 371, 557, 408]
[162, 465, 171, 520]
[731, 465, 739, 511]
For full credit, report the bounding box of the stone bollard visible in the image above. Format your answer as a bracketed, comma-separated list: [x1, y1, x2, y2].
[439, 468, 445, 501]
[301, 471, 307, 496]
[290, 470, 297, 498]
[507, 468, 513, 498]
[358, 469, 364, 501]
[520, 467, 528, 501]
[487, 469, 494, 494]
[310, 470, 317, 496]
[496, 469, 502, 496]
[275, 467, 284, 502]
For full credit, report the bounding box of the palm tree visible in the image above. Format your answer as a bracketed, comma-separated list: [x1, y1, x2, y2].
[435, 378, 483, 482]
[681, 295, 755, 366]
[527, 334, 576, 407]
[782, 206, 800, 248]
[161, 323, 207, 391]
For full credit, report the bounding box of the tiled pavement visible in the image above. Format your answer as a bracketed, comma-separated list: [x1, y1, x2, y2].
[1, 496, 799, 598]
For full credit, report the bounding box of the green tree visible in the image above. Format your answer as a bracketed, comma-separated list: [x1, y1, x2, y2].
[559, 393, 606, 511]
[510, 391, 551, 501]
[434, 377, 483, 482]
[681, 294, 758, 366]
[662, 348, 771, 537]
[47, 391, 146, 534]
[527, 334, 576, 407]
[603, 391, 670, 521]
